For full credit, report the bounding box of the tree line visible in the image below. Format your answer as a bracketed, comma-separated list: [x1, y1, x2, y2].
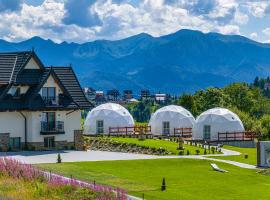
[127, 79, 270, 139]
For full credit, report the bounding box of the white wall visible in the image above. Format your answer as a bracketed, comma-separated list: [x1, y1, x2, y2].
[0, 110, 81, 143]
[0, 112, 25, 142]
[27, 110, 81, 142]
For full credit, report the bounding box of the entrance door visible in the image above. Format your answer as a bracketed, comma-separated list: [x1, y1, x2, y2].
[96, 120, 104, 134]
[203, 125, 211, 140]
[163, 121, 170, 135]
[44, 137, 55, 148]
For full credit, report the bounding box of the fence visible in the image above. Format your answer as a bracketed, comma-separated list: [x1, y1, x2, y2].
[173, 127, 192, 138]
[108, 125, 151, 136]
[217, 131, 258, 142]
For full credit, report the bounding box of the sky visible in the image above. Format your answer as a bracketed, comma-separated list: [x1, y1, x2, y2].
[1, 0, 270, 43]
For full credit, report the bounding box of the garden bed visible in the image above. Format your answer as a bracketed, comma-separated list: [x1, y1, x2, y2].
[0, 157, 126, 200]
[84, 136, 221, 155]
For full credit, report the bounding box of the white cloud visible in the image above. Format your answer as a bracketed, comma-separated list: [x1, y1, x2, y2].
[250, 32, 258, 39]
[0, 0, 267, 43]
[245, 1, 270, 18]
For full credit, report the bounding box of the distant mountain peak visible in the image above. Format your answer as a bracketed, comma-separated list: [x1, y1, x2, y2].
[0, 29, 269, 94]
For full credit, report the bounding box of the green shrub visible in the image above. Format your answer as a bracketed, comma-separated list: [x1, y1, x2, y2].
[57, 153, 62, 163]
[178, 151, 184, 155]
[244, 154, 248, 159]
[195, 149, 200, 155]
[211, 147, 215, 154]
[186, 150, 190, 155]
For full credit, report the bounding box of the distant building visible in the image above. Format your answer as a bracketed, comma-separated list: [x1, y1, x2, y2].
[123, 90, 133, 101]
[155, 93, 168, 104]
[128, 98, 139, 103]
[140, 90, 151, 100]
[107, 89, 120, 101]
[264, 83, 270, 90]
[95, 91, 106, 105]
[84, 87, 96, 101]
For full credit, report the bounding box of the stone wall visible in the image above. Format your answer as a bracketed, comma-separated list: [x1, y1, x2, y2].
[74, 130, 84, 150]
[220, 141, 256, 148]
[0, 133, 10, 151]
[27, 141, 74, 151]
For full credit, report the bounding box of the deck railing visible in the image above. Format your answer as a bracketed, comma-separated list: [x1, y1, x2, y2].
[173, 127, 192, 138]
[108, 125, 151, 136]
[217, 131, 258, 141]
[40, 121, 64, 135]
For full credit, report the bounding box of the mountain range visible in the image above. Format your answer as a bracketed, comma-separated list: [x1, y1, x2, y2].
[1, 29, 270, 95]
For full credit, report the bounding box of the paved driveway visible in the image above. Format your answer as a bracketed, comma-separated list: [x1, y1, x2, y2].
[0, 150, 157, 164]
[0, 149, 256, 169]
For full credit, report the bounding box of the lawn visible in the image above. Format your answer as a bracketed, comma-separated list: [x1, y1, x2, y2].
[109, 137, 219, 155]
[211, 145, 257, 165]
[38, 159, 270, 200]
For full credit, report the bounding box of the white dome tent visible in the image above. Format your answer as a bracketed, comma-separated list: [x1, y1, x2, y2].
[193, 108, 245, 141]
[84, 103, 135, 134]
[149, 105, 195, 135]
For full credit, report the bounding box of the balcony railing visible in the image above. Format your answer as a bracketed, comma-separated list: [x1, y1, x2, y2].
[40, 121, 64, 135]
[42, 96, 59, 106]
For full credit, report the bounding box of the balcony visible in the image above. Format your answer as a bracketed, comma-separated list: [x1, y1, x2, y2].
[40, 121, 65, 135]
[42, 96, 59, 106]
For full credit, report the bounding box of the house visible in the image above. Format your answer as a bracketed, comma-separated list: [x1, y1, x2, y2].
[0, 51, 92, 151]
[155, 93, 167, 103]
[140, 90, 151, 100]
[107, 89, 120, 101]
[264, 83, 270, 90]
[123, 90, 133, 101]
[84, 87, 96, 101]
[95, 90, 106, 105]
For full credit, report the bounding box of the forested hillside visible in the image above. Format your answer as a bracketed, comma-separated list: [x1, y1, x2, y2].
[127, 80, 270, 138]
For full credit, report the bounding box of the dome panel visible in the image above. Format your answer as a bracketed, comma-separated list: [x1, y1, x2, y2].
[84, 103, 135, 134]
[149, 105, 195, 135]
[193, 107, 245, 141]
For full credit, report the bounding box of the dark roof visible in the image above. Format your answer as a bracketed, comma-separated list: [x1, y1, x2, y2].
[0, 51, 45, 84]
[0, 51, 92, 111]
[52, 67, 91, 109]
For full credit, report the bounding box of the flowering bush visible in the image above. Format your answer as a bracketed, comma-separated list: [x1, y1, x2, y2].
[0, 157, 127, 200]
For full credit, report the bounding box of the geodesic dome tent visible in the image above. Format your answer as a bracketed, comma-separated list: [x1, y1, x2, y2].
[149, 105, 195, 135]
[84, 103, 135, 134]
[192, 107, 245, 141]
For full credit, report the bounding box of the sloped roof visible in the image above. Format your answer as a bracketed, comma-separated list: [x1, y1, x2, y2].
[52, 67, 91, 109]
[0, 51, 92, 111]
[0, 51, 44, 84]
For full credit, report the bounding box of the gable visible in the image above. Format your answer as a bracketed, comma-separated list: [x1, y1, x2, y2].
[24, 58, 40, 69]
[40, 75, 64, 95]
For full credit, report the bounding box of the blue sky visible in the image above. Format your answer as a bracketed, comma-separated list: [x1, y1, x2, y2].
[1, 0, 270, 43]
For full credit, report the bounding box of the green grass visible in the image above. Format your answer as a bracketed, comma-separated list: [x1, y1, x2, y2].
[38, 159, 270, 200]
[110, 137, 217, 155]
[212, 145, 257, 165]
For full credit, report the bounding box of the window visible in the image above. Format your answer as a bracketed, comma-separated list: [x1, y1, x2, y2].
[96, 120, 104, 134]
[203, 125, 211, 140]
[41, 87, 56, 99]
[163, 121, 170, 135]
[8, 86, 20, 97]
[44, 137, 55, 148]
[9, 137, 21, 150]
